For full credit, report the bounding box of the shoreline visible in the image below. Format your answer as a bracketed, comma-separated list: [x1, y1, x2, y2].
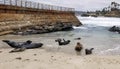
[0, 48, 120, 69]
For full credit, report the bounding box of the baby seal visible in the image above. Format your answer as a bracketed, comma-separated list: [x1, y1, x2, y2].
[85, 48, 94, 55]
[75, 42, 83, 52]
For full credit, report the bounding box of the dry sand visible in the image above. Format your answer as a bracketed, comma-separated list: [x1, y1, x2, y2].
[0, 48, 120, 69]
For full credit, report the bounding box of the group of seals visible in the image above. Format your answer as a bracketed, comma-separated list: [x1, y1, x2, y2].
[2, 40, 43, 53]
[75, 42, 94, 55]
[55, 38, 94, 55]
[2, 38, 94, 55]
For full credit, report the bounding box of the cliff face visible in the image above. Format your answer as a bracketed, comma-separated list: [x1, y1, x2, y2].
[0, 5, 82, 35]
[104, 11, 120, 17]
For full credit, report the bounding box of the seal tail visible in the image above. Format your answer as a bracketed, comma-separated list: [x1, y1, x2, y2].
[90, 48, 94, 51]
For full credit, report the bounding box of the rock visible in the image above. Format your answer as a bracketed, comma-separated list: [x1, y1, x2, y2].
[109, 26, 120, 32]
[31, 26, 43, 30]
[33, 54, 37, 56]
[0, 51, 2, 53]
[25, 59, 30, 61]
[12, 22, 73, 35]
[109, 26, 120, 34]
[15, 57, 22, 60]
[54, 22, 73, 31]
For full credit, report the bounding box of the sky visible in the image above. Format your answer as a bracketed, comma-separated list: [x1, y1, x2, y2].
[28, 0, 120, 11]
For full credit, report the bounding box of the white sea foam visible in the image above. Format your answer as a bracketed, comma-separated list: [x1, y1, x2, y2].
[77, 16, 120, 27]
[73, 26, 88, 29]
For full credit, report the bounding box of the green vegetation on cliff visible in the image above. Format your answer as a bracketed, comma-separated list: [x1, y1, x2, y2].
[96, 2, 120, 17]
[80, 2, 120, 17]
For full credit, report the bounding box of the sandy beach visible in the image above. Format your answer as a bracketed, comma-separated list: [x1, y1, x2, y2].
[0, 0, 120, 68]
[0, 48, 120, 69]
[0, 16, 120, 69]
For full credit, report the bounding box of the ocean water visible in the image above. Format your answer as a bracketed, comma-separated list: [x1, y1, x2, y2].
[75, 17, 120, 55]
[0, 16, 120, 55]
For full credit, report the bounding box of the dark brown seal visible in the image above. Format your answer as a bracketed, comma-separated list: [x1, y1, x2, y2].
[75, 42, 83, 52]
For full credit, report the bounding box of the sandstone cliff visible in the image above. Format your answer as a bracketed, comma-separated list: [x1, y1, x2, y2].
[0, 5, 82, 35]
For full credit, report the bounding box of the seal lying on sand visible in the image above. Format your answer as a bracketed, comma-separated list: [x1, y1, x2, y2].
[2, 40, 32, 48]
[55, 38, 70, 45]
[74, 37, 81, 40]
[2, 40, 43, 53]
[75, 42, 83, 52]
[55, 38, 62, 42]
[85, 48, 94, 55]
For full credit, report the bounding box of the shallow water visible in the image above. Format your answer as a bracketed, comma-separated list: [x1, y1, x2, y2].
[0, 16, 120, 55]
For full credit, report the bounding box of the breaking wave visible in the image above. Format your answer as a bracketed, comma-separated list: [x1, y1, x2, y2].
[77, 16, 120, 27]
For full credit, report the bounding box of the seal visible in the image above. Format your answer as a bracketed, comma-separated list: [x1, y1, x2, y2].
[2, 40, 43, 53]
[75, 42, 83, 52]
[2, 40, 32, 48]
[74, 37, 81, 40]
[21, 43, 43, 49]
[55, 38, 70, 45]
[55, 38, 62, 42]
[85, 48, 94, 55]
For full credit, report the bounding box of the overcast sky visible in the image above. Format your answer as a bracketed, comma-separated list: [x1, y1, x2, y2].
[28, 0, 120, 11]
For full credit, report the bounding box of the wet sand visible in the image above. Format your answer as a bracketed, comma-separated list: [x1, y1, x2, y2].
[0, 34, 84, 55]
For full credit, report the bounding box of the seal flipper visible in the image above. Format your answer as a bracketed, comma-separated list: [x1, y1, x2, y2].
[9, 47, 26, 53]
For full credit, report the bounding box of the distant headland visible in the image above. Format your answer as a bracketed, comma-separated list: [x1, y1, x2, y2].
[76, 2, 120, 17]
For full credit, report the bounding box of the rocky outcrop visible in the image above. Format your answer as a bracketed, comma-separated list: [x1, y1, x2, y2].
[13, 22, 73, 35]
[109, 26, 120, 34]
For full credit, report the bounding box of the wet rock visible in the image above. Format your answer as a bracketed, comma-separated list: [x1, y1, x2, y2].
[13, 22, 73, 35]
[54, 22, 73, 31]
[109, 26, 120, 33]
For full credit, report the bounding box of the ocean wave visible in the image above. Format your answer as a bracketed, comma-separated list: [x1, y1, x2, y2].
[73, 26, 88, 29]
[78, 17, 120, 27]
[99, 46, 120, 55]
[73, 24, 105, 30]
